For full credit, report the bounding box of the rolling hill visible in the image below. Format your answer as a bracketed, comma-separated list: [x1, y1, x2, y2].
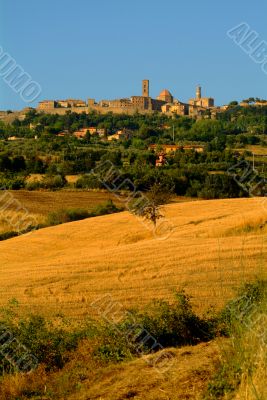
[0, 197, 266, 321]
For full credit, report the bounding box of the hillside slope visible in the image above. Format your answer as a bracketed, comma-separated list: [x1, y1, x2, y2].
[0, 339, 222, 400]
[0, 198, 266, 319]
[62, 341, 221, 400]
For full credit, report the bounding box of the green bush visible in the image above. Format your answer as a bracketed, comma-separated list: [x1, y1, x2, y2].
[25, 180, 42, 190]
[46, 201, 123, 226]
[0, 314, 85, 374]
[204, 365, 241, 399]
[94, 291, 216, 363]
[217, 280, 267, 337]
[0, 175, 26, 190]
[95, 324, 134, 363]
[0, 231, 20, 241]
[125, 292, 215, 349]
[39, 174, 67, 190]
[46, 208, 90, 226]
[0, 225, 39, 242]
[92, 199, 123, 216]
[75, 174, 103, 189]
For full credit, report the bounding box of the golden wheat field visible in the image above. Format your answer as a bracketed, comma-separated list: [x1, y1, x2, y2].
[1, 189, 126, 215]
[0, 197, 266, 320]
[0, 190, 127, 234]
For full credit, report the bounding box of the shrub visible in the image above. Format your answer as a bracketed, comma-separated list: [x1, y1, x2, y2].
[0, 175, 26, 190]
[217, 280, 267, 336]
[204, 280, 267, 399]
[39, 174, 67, 190]
[92, 199, 123, 216]
[25, 180, 41, 190]
[0, 231, 20, 241]
[46, 201, 123, 226]
[94, 291, 216, 363]
[0, 314, 84, 374]
[0, 225, 39, 242]
[16, 315, 82, 371]
[126, 292, 214, 349]
[95, 324, 134, 363]
[46, 208, 90, 226]
[75, 174, 103, 189]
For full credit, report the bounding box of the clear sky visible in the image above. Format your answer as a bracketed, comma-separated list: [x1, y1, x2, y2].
[0, 0, 267, 110]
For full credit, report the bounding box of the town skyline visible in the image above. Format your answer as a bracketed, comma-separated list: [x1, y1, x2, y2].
[0, 75, 266, 112]
[1, 0, 267, 110]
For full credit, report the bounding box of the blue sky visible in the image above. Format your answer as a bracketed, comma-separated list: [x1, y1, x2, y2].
[0, 0, 267, 110]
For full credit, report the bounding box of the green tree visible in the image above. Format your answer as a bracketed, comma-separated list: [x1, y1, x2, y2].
[130, 183, 172, 227]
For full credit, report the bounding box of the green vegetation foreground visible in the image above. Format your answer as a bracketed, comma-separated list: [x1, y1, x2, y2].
[0, 280, 267, 399]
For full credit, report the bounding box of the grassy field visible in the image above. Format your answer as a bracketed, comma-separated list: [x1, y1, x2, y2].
[0, 190, 193, 234]
[236, 145, 267, 165]
[0, 197, 266, 320]
[235, 145, 267, 156]
[245, 145, 267, 155]
[1, 189, 127, 215]
[0, 190, 127, 234]
[27, 174, 81, 184]
[0, 197, 266, 400]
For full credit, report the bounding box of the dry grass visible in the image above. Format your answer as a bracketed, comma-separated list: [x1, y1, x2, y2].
[0, 366, 48, 400]
[236, 145, 267, 156]
[0, 190, 127, 234]
[0, 340, 221, 400]
[0, 197, 266, 321]
[245, 145, 267, 156]
[232, 297, 267, 400]
[27, 174, 81, 184]
[209, 213, 267, 238]
[0, 209, 44, 234]
[1, 190, 126, 215]
[234, 344, 267, 400]
[66, 340, 221, 400]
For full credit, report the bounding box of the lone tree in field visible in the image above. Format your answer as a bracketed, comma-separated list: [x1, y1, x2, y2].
[130, 183, 172, 227]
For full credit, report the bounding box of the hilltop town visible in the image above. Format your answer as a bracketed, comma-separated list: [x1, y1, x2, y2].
[37, 79, 218, 117]
[36, 79, 267, 118]
[1, 79, 267, 126]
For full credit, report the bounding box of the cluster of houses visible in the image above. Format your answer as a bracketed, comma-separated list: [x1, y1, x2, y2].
[57, 127, 132, 141]
[55, 128, 205, 167]
[148, 144, 204, 166]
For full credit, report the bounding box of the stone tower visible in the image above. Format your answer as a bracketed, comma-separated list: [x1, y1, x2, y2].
[196, 85, 202, 100]
[142, 79, 149, 97]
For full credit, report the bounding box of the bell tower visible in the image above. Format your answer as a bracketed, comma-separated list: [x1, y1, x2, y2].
[142, 79, 149, 97]
[196, 85, 202, 100]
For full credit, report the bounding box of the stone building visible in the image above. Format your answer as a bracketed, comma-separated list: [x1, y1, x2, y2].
[189, 85, 214, 108]
[38, 99, 86, 110]
[157, 89, 174, 103]
[142, 79, 149, 97]
[160, 86, 215, 117]
[35, 81, 216, 118]
[161, 100, 189, 116]
[38, 100, 56, 110]
[87, 79, 166, 114]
